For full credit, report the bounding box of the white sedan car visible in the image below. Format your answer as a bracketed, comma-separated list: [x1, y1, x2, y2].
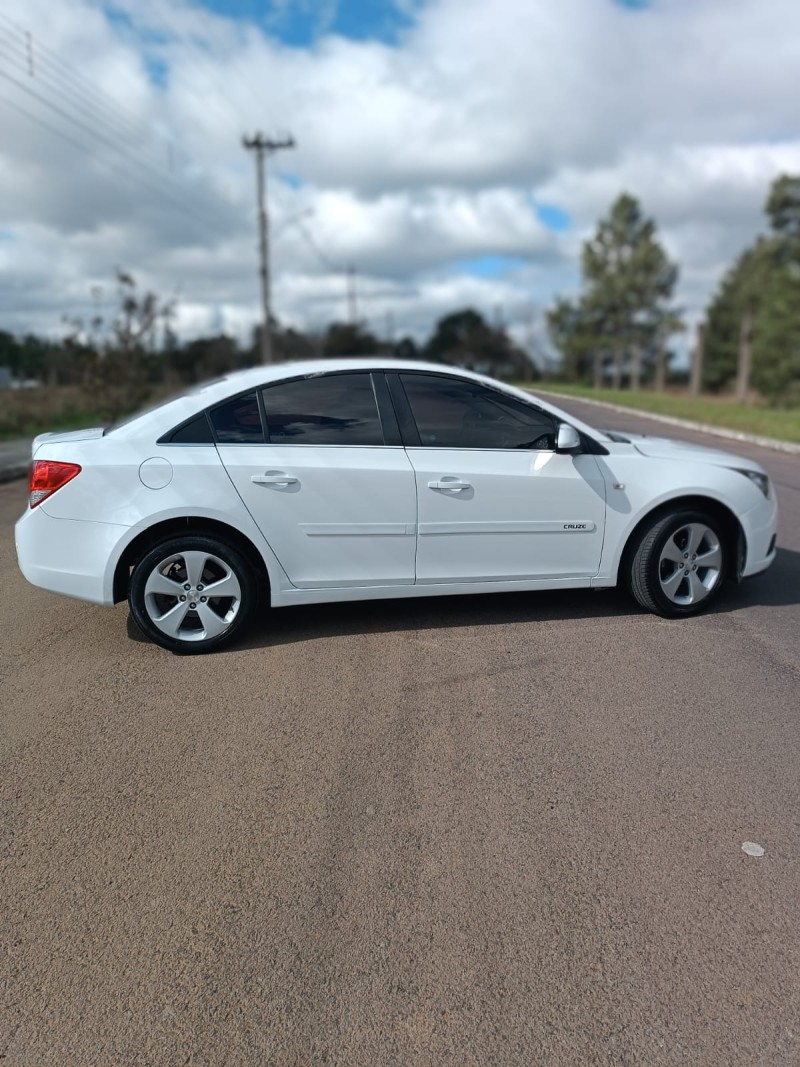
[15, 359, 777, 653]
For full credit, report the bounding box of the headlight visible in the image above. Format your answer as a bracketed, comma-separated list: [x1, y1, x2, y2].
[736, 468, 770, 499]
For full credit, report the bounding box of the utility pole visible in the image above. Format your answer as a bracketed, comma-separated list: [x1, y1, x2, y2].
[242, 132, 295, 363]
[347, 265, 358, 326]
[689, 321, 705, 397]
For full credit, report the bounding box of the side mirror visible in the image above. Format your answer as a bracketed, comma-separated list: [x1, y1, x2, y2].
[556, 422, 581, 453]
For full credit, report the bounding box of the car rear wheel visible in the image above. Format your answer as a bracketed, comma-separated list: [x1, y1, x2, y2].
[129, 535, 257, 653]
[628, 509, 727, 617]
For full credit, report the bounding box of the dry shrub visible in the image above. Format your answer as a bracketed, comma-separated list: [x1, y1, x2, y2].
[1, 385, 115, 436]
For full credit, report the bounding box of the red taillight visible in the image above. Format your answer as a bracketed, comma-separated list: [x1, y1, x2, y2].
[29, 460, 82, 508]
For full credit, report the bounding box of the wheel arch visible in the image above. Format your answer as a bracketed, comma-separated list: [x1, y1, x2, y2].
[616, 495, 745, 588]
[112, 516, 272, 604]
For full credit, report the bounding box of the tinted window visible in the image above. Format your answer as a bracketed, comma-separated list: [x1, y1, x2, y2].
[262, 374, 384, 445]
[400, 374, 555, 450]
[209, 393, 264, 443]
[165, 413, 214, 444]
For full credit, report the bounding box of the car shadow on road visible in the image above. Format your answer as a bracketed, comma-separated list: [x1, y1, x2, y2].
[723, 547, 800, 610]
[124, 548, 800, 653]
[236, 586, 637, 651]
[227, 547, 800, 652]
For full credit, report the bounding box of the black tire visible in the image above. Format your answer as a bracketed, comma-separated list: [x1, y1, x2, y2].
[627, 509, 728, 618]
[129, 534, 258, 653]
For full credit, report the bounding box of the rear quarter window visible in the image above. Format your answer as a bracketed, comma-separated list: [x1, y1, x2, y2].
[160, 413, 214, 444]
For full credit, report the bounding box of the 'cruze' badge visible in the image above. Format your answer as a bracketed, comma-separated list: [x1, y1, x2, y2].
[563, 522, 594, 531]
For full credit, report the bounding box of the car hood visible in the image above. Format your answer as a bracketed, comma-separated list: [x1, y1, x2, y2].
[32, 427, 106, 456]
[619, 432, 764, 473]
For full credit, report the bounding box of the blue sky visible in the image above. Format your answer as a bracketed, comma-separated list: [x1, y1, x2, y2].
[456, 254, 525, 280]
[197, 0, 645, 46]
[198, 0, 417, 48]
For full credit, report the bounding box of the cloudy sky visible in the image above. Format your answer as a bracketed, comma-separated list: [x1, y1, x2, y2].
[1, 0, 799, 364]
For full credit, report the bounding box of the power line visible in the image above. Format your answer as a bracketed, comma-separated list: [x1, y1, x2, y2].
[294, 216, 340, 272]
[0, 66, 218, 232]
[292, 219, 374, 326]
[0, 27, 220, 220]
[0, 15, 156, 147]
[0, 88, 204, 234]
[0, 90, 107, 162]
[0, 14, 239, 221]
[0, 34, 165, 170]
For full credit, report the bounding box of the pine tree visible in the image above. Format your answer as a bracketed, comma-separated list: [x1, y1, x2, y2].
[703, 175, 800, 404]
[547, 194, 680, 387]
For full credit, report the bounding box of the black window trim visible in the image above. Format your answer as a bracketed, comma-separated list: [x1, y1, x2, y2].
[371, 371, 403, 446]
[386, 371, 422, 446]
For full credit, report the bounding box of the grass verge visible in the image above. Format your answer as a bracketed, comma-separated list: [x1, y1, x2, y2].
[523, 383, 800, 444]
[0, 387, 111, 441]
[0, 409, 110, 442]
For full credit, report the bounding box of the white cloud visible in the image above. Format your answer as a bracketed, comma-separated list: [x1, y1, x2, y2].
[0, 0, 798, 356]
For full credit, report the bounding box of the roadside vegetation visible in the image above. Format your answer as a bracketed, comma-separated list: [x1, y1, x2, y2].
[0, 389, 108, 441]
[546, 174, 800, 409]
[2, 176, 798, 442]
[528, 383, 800, 444]
[0, 281, 535, 439]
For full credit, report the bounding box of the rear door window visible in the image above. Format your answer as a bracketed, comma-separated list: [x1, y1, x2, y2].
[262, 373, 384, 445]
[209, 393, 264, 443]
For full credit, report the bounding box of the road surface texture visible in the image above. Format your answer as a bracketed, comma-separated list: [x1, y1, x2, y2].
[0, 440, 30, 485]
[2, 399, 798, 1066]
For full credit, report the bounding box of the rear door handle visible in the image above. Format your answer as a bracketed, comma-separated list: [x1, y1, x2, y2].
[428, 479, 471, 492]
[251, 472, 298, 487]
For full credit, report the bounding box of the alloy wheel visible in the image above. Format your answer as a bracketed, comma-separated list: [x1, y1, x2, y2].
[143, 549, 242, 643]
[657, 522, 723, 607]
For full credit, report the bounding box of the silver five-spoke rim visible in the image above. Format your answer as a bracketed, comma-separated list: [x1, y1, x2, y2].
[143, 550, 242, 642]
[658, 523, 722, 606]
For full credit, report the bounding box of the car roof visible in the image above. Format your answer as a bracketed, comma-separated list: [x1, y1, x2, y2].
[189, 357, 495, 398]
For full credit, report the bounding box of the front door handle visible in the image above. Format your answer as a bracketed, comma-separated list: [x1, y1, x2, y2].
[251, 472, 298, 487]
[428, 478, 472, 492]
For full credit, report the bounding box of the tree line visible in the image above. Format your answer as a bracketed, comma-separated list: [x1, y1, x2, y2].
[0, 274, 536, 423]
[3, 173, 797, 419]
[547, 174, 800, 406]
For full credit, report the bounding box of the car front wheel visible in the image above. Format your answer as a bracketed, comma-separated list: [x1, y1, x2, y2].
[129, 535, 257, 653]
[628, 509, 727, 617]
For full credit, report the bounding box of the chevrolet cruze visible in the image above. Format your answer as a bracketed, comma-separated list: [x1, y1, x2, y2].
[15, 359, 778, 653]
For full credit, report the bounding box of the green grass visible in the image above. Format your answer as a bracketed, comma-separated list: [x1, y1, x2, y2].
[0, 409, 109, 442]
[521, 383, 800, 444]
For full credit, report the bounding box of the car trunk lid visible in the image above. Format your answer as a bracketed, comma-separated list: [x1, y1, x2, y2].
[32, 427, 106, 457]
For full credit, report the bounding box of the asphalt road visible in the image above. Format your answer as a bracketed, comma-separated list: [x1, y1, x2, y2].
[2, 401, 798, 1066]
[0, 439, 30, 484]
